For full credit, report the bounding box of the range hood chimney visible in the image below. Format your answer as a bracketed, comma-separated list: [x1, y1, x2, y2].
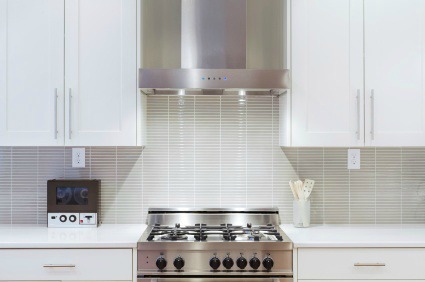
[139, 0, 290, 95]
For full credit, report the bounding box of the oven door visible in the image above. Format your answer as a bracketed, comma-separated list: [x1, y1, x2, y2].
[138, 278, 292, 282]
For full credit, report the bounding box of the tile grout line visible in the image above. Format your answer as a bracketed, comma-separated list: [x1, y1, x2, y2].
[374, 147, 377, 224]
[348, 149, 351, 224]
[322, 147, 325, 223]
[115, 146, 118, 224]
[10, 147, 13, 224]
[167, 96, 170, 208]
[37, 147, 39, 225]
[401, 147, 403, 224]
[272, 97, 274, 208]
[219, 96, 222, 208]
[194, 96, 196, 208]
[245, 96, 248, 208]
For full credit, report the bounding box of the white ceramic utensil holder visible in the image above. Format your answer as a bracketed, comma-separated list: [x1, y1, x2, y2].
[293, 199, 311, 228]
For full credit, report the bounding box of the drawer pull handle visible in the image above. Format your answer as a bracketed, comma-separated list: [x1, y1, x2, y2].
[43, 264, 76, 268]
[354, 263, 386, 267]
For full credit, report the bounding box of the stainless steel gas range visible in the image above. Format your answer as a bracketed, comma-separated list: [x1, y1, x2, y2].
[137, 208, 293, 282]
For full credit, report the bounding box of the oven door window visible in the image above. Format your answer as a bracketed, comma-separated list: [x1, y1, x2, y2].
[56, 187, 89, 205]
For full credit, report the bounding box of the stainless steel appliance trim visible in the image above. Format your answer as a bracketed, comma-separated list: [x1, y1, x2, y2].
[370, 89, 375, 140]
[354, 263, 386, 267]
[148, 208, 279, 213]
[68, 89, 72, 139]
[139, 69, 291, 90]
[146, 214, 281, 226]
[43, 264, 76, 268]
[138, 278, 291, 282]
[54, 88, 58, 139]
[138, 271, 293, 277]
[356, 89, 360, 140]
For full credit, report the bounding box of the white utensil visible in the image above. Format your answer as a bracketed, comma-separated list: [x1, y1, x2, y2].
[295, 180, 304, 200]
[289, 181, 298, 200]
[303, 179, 315, 199]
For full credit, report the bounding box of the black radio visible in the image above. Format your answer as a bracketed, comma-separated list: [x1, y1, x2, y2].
[47, 179, 100, 228]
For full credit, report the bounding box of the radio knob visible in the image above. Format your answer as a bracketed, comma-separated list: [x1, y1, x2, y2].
[263, 256, 274, 271]
[222, 255, 234, 270]
[236, 256, 247, 269]
[156, 257, 167, 270]
[209, 256, 221, 270]
[59, 215, 67, 222]
[69, 215, 77, 222]
[173, 256, 185, 270]
[249, 257, 261, 270]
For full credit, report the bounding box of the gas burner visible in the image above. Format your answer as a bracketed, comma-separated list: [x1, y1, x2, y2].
[223, 233, 237, 241]
[160, 234, 188, 241]
[194, 234, 208, 241]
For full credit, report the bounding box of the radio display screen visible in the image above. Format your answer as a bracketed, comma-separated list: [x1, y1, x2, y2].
[56, 187, 89, 205]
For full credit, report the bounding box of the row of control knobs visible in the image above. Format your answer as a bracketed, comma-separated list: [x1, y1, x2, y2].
[156, 255, 274, 271]
[210, 255, 274, 270]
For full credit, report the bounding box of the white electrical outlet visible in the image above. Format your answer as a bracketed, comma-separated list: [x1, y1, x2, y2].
[72, 148, 85, 168]
[347, 149, 361, 169]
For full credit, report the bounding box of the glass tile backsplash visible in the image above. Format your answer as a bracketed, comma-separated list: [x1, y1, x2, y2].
[0, 96, 424, 224]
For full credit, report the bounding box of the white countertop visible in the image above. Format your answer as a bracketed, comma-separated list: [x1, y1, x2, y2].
[281, 224, 425, 248]
[0, 224, 147, 248]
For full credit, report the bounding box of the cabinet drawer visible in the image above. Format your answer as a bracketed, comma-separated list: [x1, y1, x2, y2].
[0, 249, 132, 280]
[298, 248, 425, 280]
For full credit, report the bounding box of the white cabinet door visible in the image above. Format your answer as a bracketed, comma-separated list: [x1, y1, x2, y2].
[65, 0, 137, 146]
[0, 0, 64, 146]
[365, 0, 425, 146]
[289, 0, 364, 147]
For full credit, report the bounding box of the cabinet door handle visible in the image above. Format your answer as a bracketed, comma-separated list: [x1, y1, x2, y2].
[354, 262, 385, 267]
[370, 90, 375, 140]
[43, 264, 76, 268]
[356, 89, 361, 140]
[68, 89, 72, 140]
[54, 88, 58, 139]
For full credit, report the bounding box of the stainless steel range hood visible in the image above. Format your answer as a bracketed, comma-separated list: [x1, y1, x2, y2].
[139, 0, 290, 95]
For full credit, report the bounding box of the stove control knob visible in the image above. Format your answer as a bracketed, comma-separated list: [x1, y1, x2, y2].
[173, 257, 185, 270]
[236, 256, 247, 269]
[59, 215, 67, 222]
[156, 257, 167, 270]
[209, 256, 221, 270]
[249, 257, 261, 270]
[222, 255, 234, 270]
[263, 256, 274, 271]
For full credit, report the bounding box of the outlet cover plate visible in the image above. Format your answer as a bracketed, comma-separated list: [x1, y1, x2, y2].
[72, 148, 85, 168]
[347, 149, 360, 170]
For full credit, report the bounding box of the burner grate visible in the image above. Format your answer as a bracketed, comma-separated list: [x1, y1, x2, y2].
[146, 223, 284, 242]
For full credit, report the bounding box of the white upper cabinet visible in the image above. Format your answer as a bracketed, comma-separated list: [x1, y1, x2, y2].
[287, 0, 364, 147]
[364, 0, 425, 146]
[65, 0, 138, 146]
[284, 0, 425, 147]
[0, 0, 65, 146]
[0, 0, 142, 146]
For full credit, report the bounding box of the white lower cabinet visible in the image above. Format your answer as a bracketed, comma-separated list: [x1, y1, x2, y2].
[0, 249, 133, 281]
[298, 248, 425, 280]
